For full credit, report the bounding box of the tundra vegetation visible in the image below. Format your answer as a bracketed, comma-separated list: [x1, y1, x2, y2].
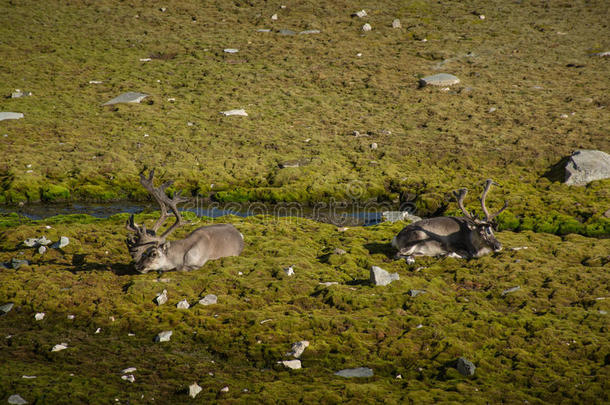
[0, 0, 609, 403]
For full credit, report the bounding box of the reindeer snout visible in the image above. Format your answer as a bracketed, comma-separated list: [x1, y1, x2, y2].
[493, 242, 503, 252]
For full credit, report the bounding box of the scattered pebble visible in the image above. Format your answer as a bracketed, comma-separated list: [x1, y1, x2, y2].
[220, 386, 229, 393]
[177, 299, 190, 309]
[299, 30, 320, 35]
[593, 51, 610, 57]
[362, 23, 372, 32]
[223, 48, 239, 53]
[319, 282, 338, 287]
[7, 395, 28, 405]
[22, 375, 37, 379]
[67, 314, 75, 320]
[34, 313, 45, 321]
[260, 319, 273, 324]
[11, 89, 32, 98]
[334, 248, 347, 255]
[396, 374, 402, 379]
[560, 113, 569, 118]
[38, 246, 47, 255]
[102, 92, 149, 106]
[0, 302, 14, 315]
[278, 29, 295, 36]
[189, 383, 202, 398]
[456, 357, 476, 376]
[356, 53, 362, 57]
[257, 29, 271, 33]
[121, 367, 137, 374]
[284, 266, 295, 276]
[370, 266, 399, 286]
[278, 360, 302, 369]
[0, 112, 24, 121]
[599, 310, 607, 315]
[51, 343, 68, 352]
[286, 340, 309, 358]
[11, 258, 29, 270]
[511, 246, 529, 251]
[488, 107, 497, 113]
[221, 109, 248, 116]
[419, 73, 460, 87]
[139, 58, 152, 62]
[89, 80, 103, 84]
[416, 324, 424, 329]
[479, 15, 485, 19]
[121, 374, 135, 383]
[95, 328, 101, 334]
[24, 236, 52, 247]
[335, 367, 373, 378]
[354, 10, 367, 18]
[57, 236, 70, 249]
[199, 294, 218, 306]
[408, 289, 426, 297]
[392, 19, 401, 28]
[370, 142, 378, 150]
[155, 331, 173, 343]
[155, 289, 168, 306]
[271, 13, 278, 20]
[502, 286, 521, 296]
[337, 227, 349, 232]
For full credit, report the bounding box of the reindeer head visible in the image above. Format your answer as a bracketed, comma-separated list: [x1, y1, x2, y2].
[453, 179, 508, 253]
[126, 170, 189, 271]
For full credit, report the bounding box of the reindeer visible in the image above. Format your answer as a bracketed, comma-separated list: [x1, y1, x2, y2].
[126, 170, 244, 273]
[392, 179, 508, 264]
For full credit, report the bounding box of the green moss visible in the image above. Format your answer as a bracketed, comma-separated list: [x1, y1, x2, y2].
[40, 184, 70, 202]
[76, 184, 119, 201]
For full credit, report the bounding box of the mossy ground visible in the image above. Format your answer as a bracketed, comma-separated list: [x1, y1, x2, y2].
[0, 214, 609, 403]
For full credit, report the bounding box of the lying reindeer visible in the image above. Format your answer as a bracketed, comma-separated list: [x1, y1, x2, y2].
[126, 170, 243, 273]
[392, 179, 508, 263]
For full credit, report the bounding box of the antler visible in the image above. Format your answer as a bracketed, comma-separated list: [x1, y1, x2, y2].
[125, 214, 163, 262]
[453, 188, 475, 221]
[480, 179, 508, 222]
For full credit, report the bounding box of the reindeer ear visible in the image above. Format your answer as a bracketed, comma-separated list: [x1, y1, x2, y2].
[162, 242, 171, 253]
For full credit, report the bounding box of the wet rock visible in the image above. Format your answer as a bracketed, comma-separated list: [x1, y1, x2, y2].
[155, 289, 168, 306]
[354, 10, 367, 18]
[199, 294, 217, 306]
[278, 359, 302, 369]
[335, 367, 373, 378]
[456, 357, 476, 376]
[221, 109, 248, 116]
[419, 73, 460, 87]
[564, 149, 610, 186]
[121, 374, 135, 383]
[299, 30, 320, 35]
[189, 383, 202, 398]
[176, 299, 190, 309]
[8, 395, 28, 405]
[11, 258, 29, 270]
[362, 23, 372, 32]
[1, 302, 14, 315]
[502, 286, 521, 296]
[286, 340, 309, 358]
[34, 313, 45, 321]
[370, 266, 399, 286]
[155, 330, 173, 343]
[0, 112, 24, 121]
[408, 289, 426, 297]
[102, 92, 149, 106]
[392, 19, 401, 28]
[278, 29, 296, 36]
[51, 343, 68, 352]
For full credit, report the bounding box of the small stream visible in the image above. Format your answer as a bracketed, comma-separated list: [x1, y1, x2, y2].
[0, 201, 402, 226]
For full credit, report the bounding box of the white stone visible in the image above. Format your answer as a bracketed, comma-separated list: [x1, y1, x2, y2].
[58, 236, 69, 248]
[362, 23, 372, 32]
[382, 211, 421, 223]
[22, 375, 36, 379]
[271, 13, 278, 20]
[199, 294, 217, 306]
[564, 150, 610, 185]
[155, 290, 168, 306]
[370, 142, 378, 149]
[299, 30, 320, 35]
[1, 302, 14, 314]
[221, 109, 248, 116]
[189, 383, 202, 398]
[34, 313, 45, 321]
[479, 15, 485, 19]
[286, 340, 309, 358]
[38, 246, 47, 255]
[89, 80, 103, 84]
[278, 359, 302, 369]
[95, 328, 101, 334]
[121, 374, 135, 383]
[284, 266, 295, 276]
[177, 299, 190, 309]
[102, 92, 149, 106]
[337, 227, 349, 232]
[355, 10, 367, 18]
[370, 266, 399, 286]
[392, 19, 401, 28]
[419, 73, 460, 87]
[260, 319, 273, 324]
[319, 282, 338, 286]
[220, 386, 229, 393]
[0, 112, 24, 121]
[139, 58, 152, 62]
[594, 51, 610, 57]
[67, 314, 75, 320]
[223, 48, 239, 53]
[122, 367, 137, 374]
[155, 330, 173, 342]
[7, 395, 27, 405]
[51, 343, 68, 352]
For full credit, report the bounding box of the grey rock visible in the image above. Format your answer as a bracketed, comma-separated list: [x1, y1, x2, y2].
[564, 150, 610, 186]
[58, 236, 69, 249]
[593, 51, 610, 57]
[335, 367, 373, 378]
[155, 330, 173, 343]
[189, 383, 202, 398]
[370, 266, 399, 286]
[279, 160, 307, 168]
[223, 48, 239, 53]
[354, 10, 367, 18]
[24, 236, 51, 247]
[11, 90, 32, 98]
[0, 112, 24, 121]
[176, 299, 190, 309]
[502, 286, 521, 296]
[419, 73, 460, 87]
[286, 340, 309, 358]
[299, 30, 320, 35]
[257, 29, 271, 33]
[370, 142, 378, 150]
[333, 248, 347, 255]
[278, 359, 302, 369]
[102, 92, 149, 106]
[456, 357, 476, 376]
[8, 394, 28, 405]
[38, 246, 47, 255]
[603, 209, 610, 218]
[392, 19, 401, 28]
[155, 290, 168, 306]
[382, 211, 422, 223]
[121, 374, 135, 383]
[319, 281, 338, 286]
[278, 29, 296, 36]
[11, 258, 29, 270]
[51, 343, 68, 352]
[408, 289, 426, 297]
[0, 302, 14, 315]
[362, 23, 372, 32]
[221, 109, 248, 116]
[199, 294, 217, 306]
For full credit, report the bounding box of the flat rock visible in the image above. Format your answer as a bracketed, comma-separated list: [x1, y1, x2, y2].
[189, 383, 202, 398]
[51, 343, 68, 352]
[362, 23, 372, 32]
[24, 236, 51, 247]
[199, 294, 217, 306]
[102, 92, 149, 106]
[58, 236, 70, 249]
[155, 330, 173, 343]
[0, 302, 14, 315]
[284, 266, 295, 276]
[299, 30, 320, 35]
[456, 357, 476, 376]
[419, 73, 460, 87]
[335, 367, 373, 378]
[319, 282, 338, 286]
[278, 359, 302, 369]
[223, 48, 239, 53]
[176, 299, 190, 309]
[286, 340, 309, 358]
[0, 112, 24, 121]
[354, 10, 367, 18]
[155, 289, 168, 306]
[11, 90, 32, 98]
[121, 367, 137, 374]
[121, 374, 135, 383]
[11, 258, 29, 270]
[278, 29, 296, 36]
[221, 109, 248, 116]
[502, 286, 521, 296]
[392, 19, 401, 28]
[34, 312, 45, 321]
[8, 395, 28, 405]
[370, 266, 399, 286]
[408, 289, 426, 297]
[564, 149, 610, 185]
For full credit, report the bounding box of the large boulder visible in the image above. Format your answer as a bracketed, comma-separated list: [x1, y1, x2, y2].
[564, 150, 610, 186]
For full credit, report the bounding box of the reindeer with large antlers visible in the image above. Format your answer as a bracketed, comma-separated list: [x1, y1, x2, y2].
[126, 170, 244, 273]
[392, 179, 508, 263]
